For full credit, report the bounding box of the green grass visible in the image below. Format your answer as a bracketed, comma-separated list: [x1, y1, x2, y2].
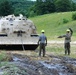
[30, 11, 76, 40]
[46, 45, 76, 58]
[30, 12, 76, 58]
[0, 51, 7, 61]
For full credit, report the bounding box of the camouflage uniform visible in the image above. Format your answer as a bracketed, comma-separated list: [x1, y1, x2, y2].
[38, 33, 47, 57]
[58, 28, 73, 55]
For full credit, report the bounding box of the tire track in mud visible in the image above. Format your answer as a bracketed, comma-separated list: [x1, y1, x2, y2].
[0, 52, 76, 75]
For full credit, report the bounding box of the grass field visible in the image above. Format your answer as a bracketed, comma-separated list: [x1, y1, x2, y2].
[29, 12, 76, 58]
[30, 11, 76, 40]
[46, 44, 76, 58]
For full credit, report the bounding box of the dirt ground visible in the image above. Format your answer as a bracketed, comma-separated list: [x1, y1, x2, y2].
[0, 42, 76, 75]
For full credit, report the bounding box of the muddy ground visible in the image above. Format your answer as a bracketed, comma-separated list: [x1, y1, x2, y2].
[0, 50, 76, 75]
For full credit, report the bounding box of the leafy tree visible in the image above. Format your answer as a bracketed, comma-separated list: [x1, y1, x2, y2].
[55, 0, 72, 12]
[30, 0, 55, 15]
[10, 0, 35, 17]
[0, 0, 14, 16]
[71, 2, 76, 11]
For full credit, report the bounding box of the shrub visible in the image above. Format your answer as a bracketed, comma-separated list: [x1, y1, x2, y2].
[63, 18, 69, 24]
[72, 13, 76, 20]
[29, 11, 37, 17]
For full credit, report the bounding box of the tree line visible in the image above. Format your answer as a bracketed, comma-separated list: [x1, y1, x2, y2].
[0, 0, 76, 17]
[0, 0, 34, 17]
[29, 0, 76, 17]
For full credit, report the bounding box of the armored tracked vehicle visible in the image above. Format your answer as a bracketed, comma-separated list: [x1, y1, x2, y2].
[0, 14, 39, 50]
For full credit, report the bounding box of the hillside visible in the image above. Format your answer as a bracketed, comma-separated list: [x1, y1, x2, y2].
[30, 12, 76, 40]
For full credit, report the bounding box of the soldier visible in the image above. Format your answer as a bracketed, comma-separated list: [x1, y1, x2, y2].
[58, 28, 73, 55]
[38, 30, 47, 57]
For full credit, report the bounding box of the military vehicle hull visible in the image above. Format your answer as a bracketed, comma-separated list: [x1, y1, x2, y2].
[0, 14, 39, 50]
[0, 44, 38, 50]
[0, 36, 39, 50]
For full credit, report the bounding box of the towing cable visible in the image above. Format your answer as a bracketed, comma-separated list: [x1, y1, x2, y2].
[19, 30, 25, 50]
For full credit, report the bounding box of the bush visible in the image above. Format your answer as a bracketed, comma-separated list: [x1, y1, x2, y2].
[63, 18, 69, 24]
[72, 13, 76, 20]
[29, 11, 37, 17]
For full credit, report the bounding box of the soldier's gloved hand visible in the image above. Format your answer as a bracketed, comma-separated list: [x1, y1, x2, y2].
[58, 36, 62, 38]
[69, 28, 73, 35]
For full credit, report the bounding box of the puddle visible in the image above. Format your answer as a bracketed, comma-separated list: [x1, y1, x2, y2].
[0, 70, 4, 75]
[40, 61, 67, 74]
[66, 60, 76, 66]
[39, 57, 76, 75]
[13, 56, 22, 62]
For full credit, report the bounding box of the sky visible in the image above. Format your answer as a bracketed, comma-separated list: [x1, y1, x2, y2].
[31, 0, 36, 1]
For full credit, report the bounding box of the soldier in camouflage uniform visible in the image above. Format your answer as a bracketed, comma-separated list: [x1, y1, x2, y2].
[58, 28, 73, 55]
[38, 30, 47, 57]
